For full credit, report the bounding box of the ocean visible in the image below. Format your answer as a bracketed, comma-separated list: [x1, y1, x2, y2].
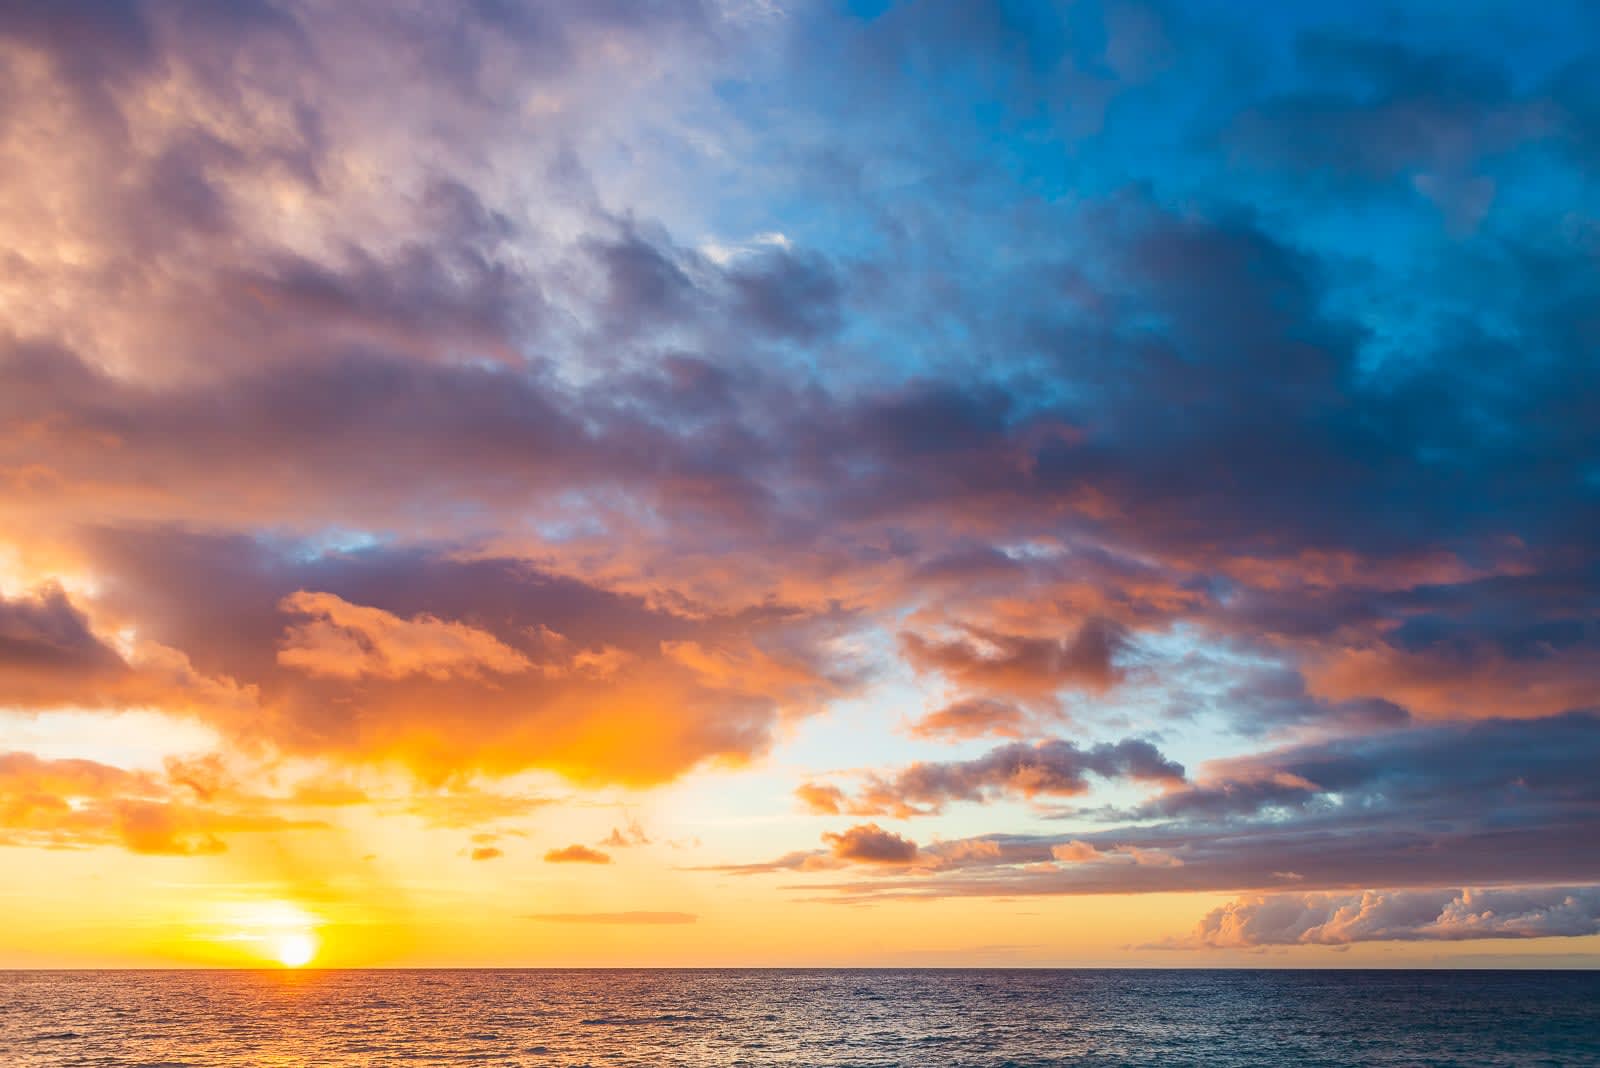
[3, 969, 1597, 1066]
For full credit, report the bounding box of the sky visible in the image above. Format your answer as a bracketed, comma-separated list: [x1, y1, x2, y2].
[1, 0, 1598, 969]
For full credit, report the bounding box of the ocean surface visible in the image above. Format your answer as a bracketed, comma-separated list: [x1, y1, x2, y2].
[2, 969, 1597, 1067]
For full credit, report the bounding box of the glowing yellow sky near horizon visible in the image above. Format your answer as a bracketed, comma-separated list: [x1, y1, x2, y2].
[9, 849, 1600, 970]
[3, 703, 1600, 970]
[4, 770, 1598, 970]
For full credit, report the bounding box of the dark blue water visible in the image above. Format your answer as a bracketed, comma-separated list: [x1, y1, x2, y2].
[2, 969, 1596, 1066]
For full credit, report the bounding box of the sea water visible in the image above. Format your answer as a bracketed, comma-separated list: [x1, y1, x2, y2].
[3, 968, 1597, 1066]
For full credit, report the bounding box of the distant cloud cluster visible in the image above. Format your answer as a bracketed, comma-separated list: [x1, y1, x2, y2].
[1168, 888, 1600, 947]
[798, 738, 1185, 818]
[757, 712, 1600, 900]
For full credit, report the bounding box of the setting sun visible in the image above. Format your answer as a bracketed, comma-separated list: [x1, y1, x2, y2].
[274, 932, 317, 969]
[205, 901, 324, 969]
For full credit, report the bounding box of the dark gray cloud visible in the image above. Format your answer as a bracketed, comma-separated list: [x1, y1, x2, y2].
[0, 585, 125, 684]
[1141, 710, 1600, 823]
[817, 737, 1184, 818]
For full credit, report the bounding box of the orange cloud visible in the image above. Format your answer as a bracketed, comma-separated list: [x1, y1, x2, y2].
[795, 781, 848, 815]
[822, 823, 919, 865]
[1305, 642, 1600, 720]
[899, 618, 1126, 700]
[1050, 840, 1183, 867]
[907, 698, 1029, 741]
[39, 532, 860, 787]
[1050, 840, 1102, 862]
[278, 591, 533, 681]
[544, 843, 611, 864]
[0, 751, 323, 855]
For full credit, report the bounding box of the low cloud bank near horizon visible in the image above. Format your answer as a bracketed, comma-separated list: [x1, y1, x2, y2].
[1158, 888, 1600, 948]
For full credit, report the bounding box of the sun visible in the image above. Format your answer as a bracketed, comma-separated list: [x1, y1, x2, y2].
[273, 931, 317, 968]
[211, 900, 323, 968]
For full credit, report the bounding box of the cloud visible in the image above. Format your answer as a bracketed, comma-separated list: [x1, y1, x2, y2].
[1124, 846, 1184, 868]
[1170, 887, 1600, 948]
[0, 584, 254, 715]
[469, 846, 503, 861]
[725, 246, 843, 342]
[1051, 840, 1102, 863]
[1140, 710, 1600, 824]
[1303, 638, 1600, 722]
[0, 584, 125, 681]
[907, 698, 1030, 741]
[544, 843, 611, 864]
[900, 618, 1128, 699]
[712, 826, 1181, 879]
[795, 781, 848, 815]
[278, 591, 533, 681]
[1223, 28, 1552, 214]
[1047, 840, 1180, 867]
[749, 712, 1600, 901]
[827, 736, 1185, 817]
[599, 819, 650, 848]
[1048, 840, 1182, 867]
[62, 530, 856, 785]
[0, 750, 323, 855]
[822, 823, 919, 865]
[525, 911, 697, 925]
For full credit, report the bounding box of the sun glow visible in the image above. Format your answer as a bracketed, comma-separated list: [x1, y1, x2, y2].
[274, 931, 317, 968]
[210, 900, 323, 969]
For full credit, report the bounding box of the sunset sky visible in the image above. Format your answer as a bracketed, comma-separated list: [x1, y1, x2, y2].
[3, 0, 1599, 969]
